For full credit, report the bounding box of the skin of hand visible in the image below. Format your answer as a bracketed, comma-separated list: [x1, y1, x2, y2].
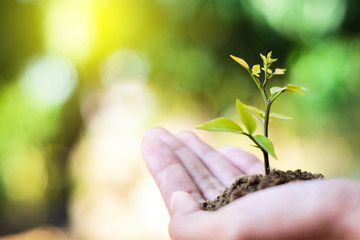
[142, 127, 360, 240]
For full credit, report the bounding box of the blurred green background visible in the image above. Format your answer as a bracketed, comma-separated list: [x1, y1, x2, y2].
[0, 0, 360, 239]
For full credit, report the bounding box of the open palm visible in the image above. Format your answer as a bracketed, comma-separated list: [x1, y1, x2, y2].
[142, 127, 360, 240]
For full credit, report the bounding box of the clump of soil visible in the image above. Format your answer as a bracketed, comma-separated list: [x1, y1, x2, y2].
[202, 169, 324, 211]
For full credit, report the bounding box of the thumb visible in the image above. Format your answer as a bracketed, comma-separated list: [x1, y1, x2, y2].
[170, 191, 202, 216]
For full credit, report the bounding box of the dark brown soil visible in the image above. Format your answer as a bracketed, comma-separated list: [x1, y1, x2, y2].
[201, 169, 324, 211]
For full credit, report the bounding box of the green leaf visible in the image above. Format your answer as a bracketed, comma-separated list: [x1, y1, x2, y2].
[230, 55, 249, 71]
[253, 135, 277, 159]
[236, 99, 257, 134]
[250, 144, 261, 148]
[196, 117, 243, 134]
[251, 64, 260, 77]
[270, 84, 307, 102]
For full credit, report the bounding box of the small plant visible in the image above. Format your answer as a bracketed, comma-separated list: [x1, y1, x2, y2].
[196, 52, 307, 175]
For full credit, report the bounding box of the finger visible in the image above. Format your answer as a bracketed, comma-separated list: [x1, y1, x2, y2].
[142, 133, 203, 211]
[176, 131, 243, 186]
[149, 128, 224, 200]
[218, 145, 264, 175]
[170, 191, 202, 216]
[145, 128, 224, 199]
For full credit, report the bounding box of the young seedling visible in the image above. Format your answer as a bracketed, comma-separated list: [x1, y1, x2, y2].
[196, 52, 307, 175]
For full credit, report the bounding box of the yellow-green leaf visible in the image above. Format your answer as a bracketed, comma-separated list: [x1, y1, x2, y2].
[196, 117, 243, 134]
[230, 55, 249, 71]
[270, 113, 292, 120]
[244, 104, 264, 117]
[251, 64, 260, 77]
[266, 51, 272, 60]
[286, 88, 304, 95]
[253, 135, 277, 159]
[260, 53, 267, 64]
[270, 86, 285, 95]
[244, 104, 291, 121]
[285, 84, 307, 96]
[236, 99, 257, 134]
[244, 104, 264, 121]
[274, 68, 286, 75]
[286, 84, 308, 91]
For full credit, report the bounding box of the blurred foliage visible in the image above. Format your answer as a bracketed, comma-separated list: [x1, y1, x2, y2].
[0, 0, 359, 236]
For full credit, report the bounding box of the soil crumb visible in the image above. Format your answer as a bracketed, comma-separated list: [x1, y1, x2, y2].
[201, 169, 324, 211]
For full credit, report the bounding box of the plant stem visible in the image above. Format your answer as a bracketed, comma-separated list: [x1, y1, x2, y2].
[260, 56, 273, 175]
[263, 100, 272, 175]
[262, 149, 270, 175]
[262, 54, 272, 174]
[264, 101, 272, 137]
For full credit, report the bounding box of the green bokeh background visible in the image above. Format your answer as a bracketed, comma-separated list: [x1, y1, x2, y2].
[0, 0, 359, 236]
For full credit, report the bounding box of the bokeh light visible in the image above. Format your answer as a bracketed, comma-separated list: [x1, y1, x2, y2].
[2, 146, 47, 203]
[0, 0, 359, 239]
[20, 55, 77, 109]
[100, 49, 150, 87]
[244, 0, 347, 44]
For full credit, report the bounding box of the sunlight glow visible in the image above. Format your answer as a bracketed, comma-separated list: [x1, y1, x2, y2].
[44, 0, 95, 61]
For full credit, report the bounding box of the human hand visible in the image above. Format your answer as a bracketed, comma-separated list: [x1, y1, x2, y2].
[142, 127, 360, 240]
